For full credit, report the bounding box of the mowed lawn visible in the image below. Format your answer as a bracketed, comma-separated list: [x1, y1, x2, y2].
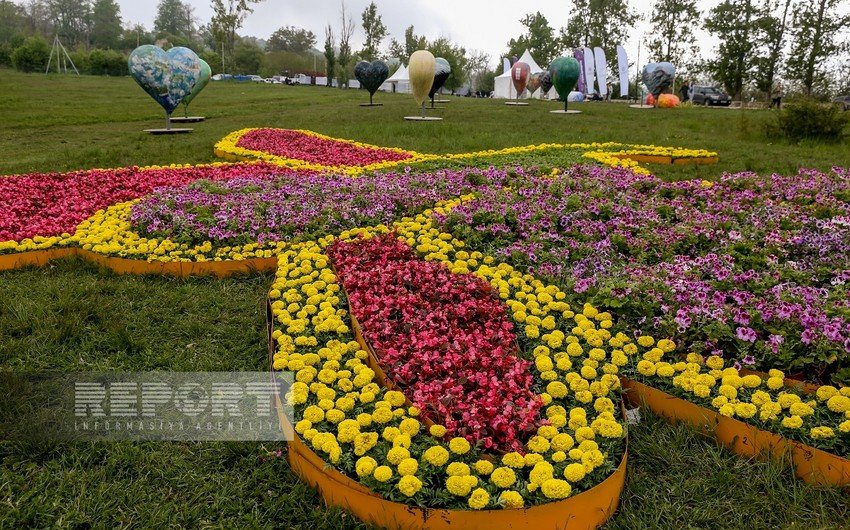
[1, 69, 849, 529]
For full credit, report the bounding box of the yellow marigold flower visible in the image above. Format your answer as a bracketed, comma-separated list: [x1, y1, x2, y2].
[637, 335, 655, 348]
[789, 402, 814, 417]
[490, 467, 517, 488]
[567, 342, 584, 356]
[782, 415, 804, 429]
[777, 393, 802, 409]
[575, 426, 595, 442]
[548, 432, 574, 452]
[423, 445, 450, 467]
[718, 404, 736, 417]
[499, 490, 524, 509]
[449, 437, 471, 455]
[397, 475, 422, 497]
[355, 456, 377, 477]
[502, 452, 526, 468]
[474, 459, 494, 475]
[446, 462, 471, 476]
[637, 360, 656, 376]
[563, 462, 587, 482]
[429, 424, 448, 437]
[387, 446, 410, 465]
[656, 363, 676, 378]
[537, 425, 559, 439]
[541, 478, 572, 499]
[372, 407, 393, 424]
[816, 386, 839, 402]
[657, 339, 676, 352]
[827, 395, 850, 413]
[397, 458, 419, 476]
[810, 426, 835, 439]
[718, 384, 738, 400]
[446, 475, 477, 496]
[468, 488, 490, 510]
[839, 420, 850, 433]
[735, 403, 757, 419]
[693, 384, 711, 398]
[767, 377, 785, 391]
[536, 356, 554, 372]
[399, 418, 420, 436]
[373, 465, 393, 482]
[705, 356, 724, 370]
[384, 390, 406, 407]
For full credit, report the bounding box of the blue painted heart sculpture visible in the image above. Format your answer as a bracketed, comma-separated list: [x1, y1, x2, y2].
[354, 60, 389, 96]
[128, 45, 202, 115]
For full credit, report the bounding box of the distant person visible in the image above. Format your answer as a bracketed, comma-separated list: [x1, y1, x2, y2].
[770, 82, 783, 109]
[679, 81, 690, 102]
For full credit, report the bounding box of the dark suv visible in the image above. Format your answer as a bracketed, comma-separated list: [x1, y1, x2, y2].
[692, 86, 732, 106]
[833, 95, 850, 111]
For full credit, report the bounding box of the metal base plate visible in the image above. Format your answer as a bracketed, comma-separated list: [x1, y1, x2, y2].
[550, 110, 582, 114]
[628, 104, 655, 109]
[505, 101, 530, 106]
[404, 116, 443, 121]
[169, 116, 205, 123]
[433, 99, 450, 103]
[143, 128, 193, 134]
[359, 103, 383, 107]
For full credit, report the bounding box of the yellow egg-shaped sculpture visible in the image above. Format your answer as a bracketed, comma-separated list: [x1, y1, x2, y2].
[408, 50, 436, 106]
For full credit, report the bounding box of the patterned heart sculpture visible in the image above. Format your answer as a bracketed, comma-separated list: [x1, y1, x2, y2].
[550, 56, 580, 101]
[354, 60, 390, 96]
[181, 58, 211, 111]
[642, 62, 676, 99]
[128, 45, 202, 115]
[511, 61, 530, 97]
[527, 72, 542, 94]
[429, 57, 451, 99]
[539, 71, 553, 95]
[408, 50, 436, 106]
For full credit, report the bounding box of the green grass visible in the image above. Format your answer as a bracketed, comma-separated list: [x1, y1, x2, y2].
[1, 70, 849, 528]
[0, 69, 847, 179]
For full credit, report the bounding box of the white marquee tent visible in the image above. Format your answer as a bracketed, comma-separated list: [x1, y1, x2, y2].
[493, 50, 544, 99]
[385, 64, 410, 93]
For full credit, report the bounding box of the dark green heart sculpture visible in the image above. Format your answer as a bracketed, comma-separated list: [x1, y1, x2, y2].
[429, 57, 451, 99]
[550, 56, 580, 101]
[354, 60, 390, 96]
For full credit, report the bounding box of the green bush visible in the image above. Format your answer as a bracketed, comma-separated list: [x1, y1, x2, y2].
[765, 99, 850, 142]
[10, 36, 49, 73]
[88, 49, 127, 76]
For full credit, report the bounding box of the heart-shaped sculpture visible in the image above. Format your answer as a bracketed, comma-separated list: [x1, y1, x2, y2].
[409, 50, 436, 106]
[539, 71, 553, 95]
[429, 57, 451, 99]
[550, 56, 580, 101]
[129, 45, 202, 115]
[527, 72, 542, 94]
[354, 59, 389, 96]
[181, 58, 211, 110]
[642, 62, 676, 99]
[511, 61, 530, 97]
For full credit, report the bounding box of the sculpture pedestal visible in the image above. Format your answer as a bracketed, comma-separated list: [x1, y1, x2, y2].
[169, 116, 205, 123]
[628, 104, 655, 109]
[550, 110, 582, 114]
[505, 101, 529, 106]
[360, 103, 384, 107]
[434, 99, 450, 103]
[143, 128, 193, 134]
[404, 116, 442, 121]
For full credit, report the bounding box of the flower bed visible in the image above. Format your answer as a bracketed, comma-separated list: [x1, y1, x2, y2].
[0, 161, 294, 253]
[269, 210, 636, 511]
[436, 164, 850, 384]
[327, 233, 542, 452]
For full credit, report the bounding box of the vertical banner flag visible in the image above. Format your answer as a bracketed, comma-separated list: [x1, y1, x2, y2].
[593, 47, 608, 98]
[583, 46, 595, 95]
[573, 48, 587, 93]
[616, 45, 630, 97]
[502, 57, 511, 75]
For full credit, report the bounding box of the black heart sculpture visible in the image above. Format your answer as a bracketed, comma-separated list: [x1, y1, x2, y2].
[539, 71, 553, 96]
[642, 62, 676, 99]
[429, 57, 451, 101]
[354, 60, 389, 105]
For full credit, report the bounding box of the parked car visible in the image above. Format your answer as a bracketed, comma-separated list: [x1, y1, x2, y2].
[692, 86, 732, 106]
[833, 95, 850, 111]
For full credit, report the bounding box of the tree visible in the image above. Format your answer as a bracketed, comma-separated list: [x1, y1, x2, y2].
[560, 0, 639, 60]
[335, 1, 355, 88]
[210, 0, 264, 73]
[388, 25, 427, 64]
[154, 0, 192, 40]
[90, 0, 122, 49]
[704, 0, 759, 99]
[323, 23, 335, 86]
[505, 12, 560, 68]
[232, 39, 263, 73]
[645, 0, 700, 72]
[47, 0, 92, 48]
[360, 1, 387, 60]
[429, 36, 468, 91]
[11, 34, 49, 72]
[786, 0, 850, 96]
[120, 23, 154, 50]
[266, 26, 316, 53]
[0, 1, 26, 43]
[753, 0, 793, 98]
[465, 49, 491, 92]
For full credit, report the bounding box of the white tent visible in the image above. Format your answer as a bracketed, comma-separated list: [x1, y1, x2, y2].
[494, 50, 544, 99]
[385, 64, 410, 93]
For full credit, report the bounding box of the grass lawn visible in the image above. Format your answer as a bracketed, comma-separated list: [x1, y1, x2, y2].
[1, 69, 849, 529]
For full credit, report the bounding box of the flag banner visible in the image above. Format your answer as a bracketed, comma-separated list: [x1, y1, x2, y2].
[573, 48, 587, 93]
[583, 46, 595, 95]
[616, 45, 630, 97]
[594, 47, 608, 97]
[502, 57, 511, 75]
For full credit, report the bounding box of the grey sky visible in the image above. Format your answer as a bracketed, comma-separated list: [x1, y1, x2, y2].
[117, 1, 849, 71]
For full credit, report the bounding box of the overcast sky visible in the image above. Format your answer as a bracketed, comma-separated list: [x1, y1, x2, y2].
[114, 0, 730, 69]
